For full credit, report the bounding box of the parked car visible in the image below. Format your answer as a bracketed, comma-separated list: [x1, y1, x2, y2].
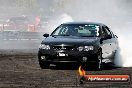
[4, 16, 36, 32]
[38, 22, 118, 70]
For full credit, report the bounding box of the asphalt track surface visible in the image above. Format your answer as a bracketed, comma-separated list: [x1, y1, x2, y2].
[0, 32, 132, 88]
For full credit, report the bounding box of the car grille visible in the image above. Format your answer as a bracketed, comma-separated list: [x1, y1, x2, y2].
[52, 45, 74, 50]
[53, 58, 76, 61]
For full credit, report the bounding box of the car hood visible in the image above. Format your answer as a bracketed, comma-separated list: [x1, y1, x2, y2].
[42, 36, 100, 45]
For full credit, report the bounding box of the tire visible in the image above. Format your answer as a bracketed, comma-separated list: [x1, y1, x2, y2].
[95, 49, 103, 70]
[39, 60, 50, 69]
[38, 52, 50, 69]
[112, 50, 117, 64]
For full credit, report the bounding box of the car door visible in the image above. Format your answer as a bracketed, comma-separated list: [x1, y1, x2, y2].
[100, 26, 113, 59]
[109, 30, 118, 52]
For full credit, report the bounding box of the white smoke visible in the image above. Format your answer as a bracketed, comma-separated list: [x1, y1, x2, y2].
[49, 0, 132, 67]
[2, 0, 131, 67]
[52, 13, 73, 29]
[47, 13, 73, 34]
[114, 25, 132, 67]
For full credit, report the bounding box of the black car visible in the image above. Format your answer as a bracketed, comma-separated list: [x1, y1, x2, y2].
[38, 22, 118, 70]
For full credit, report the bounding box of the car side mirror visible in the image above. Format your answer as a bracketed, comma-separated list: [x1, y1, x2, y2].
[43, 34, 49, 37]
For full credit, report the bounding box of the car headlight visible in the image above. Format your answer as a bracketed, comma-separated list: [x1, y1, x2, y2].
[78, 46, 93, 51]
[78, 46, 84, 51]
[39, 44, 50, 50]
[84, 46, 93, 51]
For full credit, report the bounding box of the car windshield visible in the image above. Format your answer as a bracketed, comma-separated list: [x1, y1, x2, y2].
[51, 24, 100, 37]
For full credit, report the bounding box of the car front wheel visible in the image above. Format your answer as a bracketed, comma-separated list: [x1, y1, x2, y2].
[95, 50, 103, 70]
[38, 60, 50, 69]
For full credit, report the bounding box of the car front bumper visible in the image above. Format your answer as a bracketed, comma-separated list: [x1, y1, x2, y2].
[38, 49, 99, 64]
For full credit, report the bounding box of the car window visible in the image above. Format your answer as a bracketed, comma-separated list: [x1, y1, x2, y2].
[52, 24, 100, 37]
[104, 26, 112, 37]
[110, 30, 115, 38]
[59, 27, 69, 35]
[78, 26, 91, 33]
[105, 26, 110, 35]
[100, 26, 107, 37]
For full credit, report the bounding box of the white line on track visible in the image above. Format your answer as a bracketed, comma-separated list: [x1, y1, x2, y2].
[20, 39, 29, 40]
[30, 39, 39, 40]
[9, 39, 18, 40]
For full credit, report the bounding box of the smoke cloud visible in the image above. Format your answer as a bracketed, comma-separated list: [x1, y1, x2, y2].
[0, 0, 132, 67]
[48, 0, 132, 67]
